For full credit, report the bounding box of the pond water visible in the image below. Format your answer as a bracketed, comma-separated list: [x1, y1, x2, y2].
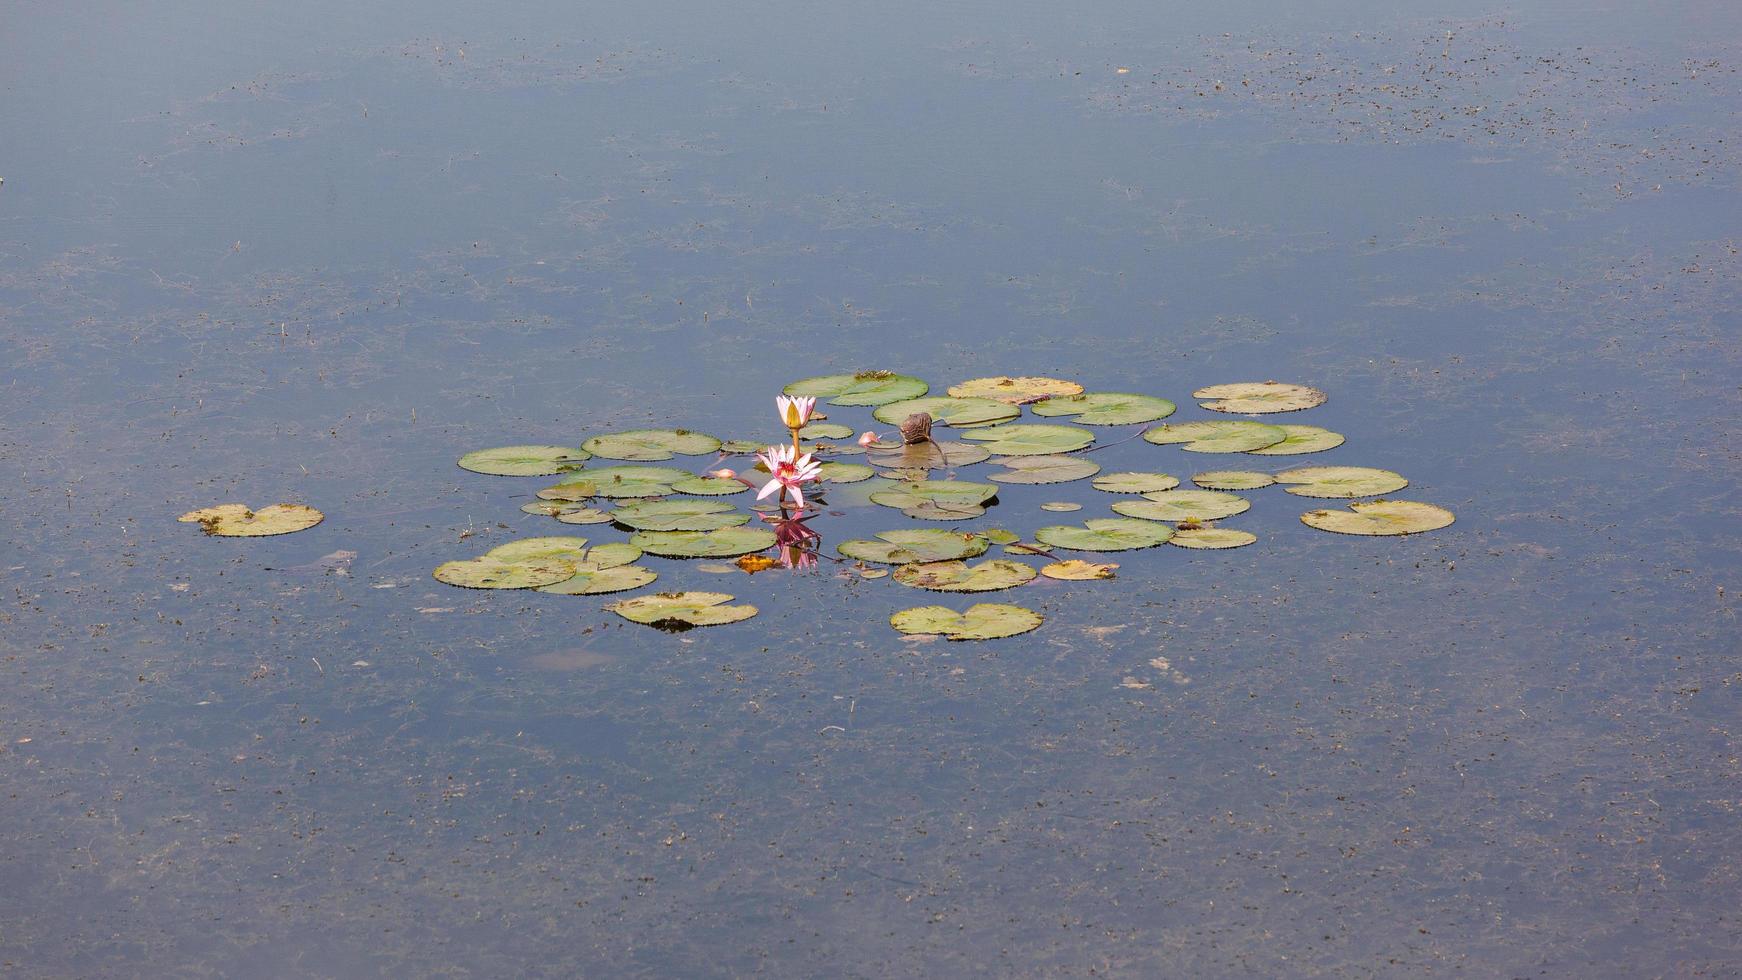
[3, 1, 1739, 974]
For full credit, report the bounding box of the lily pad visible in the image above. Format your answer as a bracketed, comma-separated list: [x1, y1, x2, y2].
[670, 476, 749, 496]
[556, 507, 617, 525]
[1246, 424, 1346, 456]
[1113, 489, 1251, 522]
[1276, 466, 1409, 498]
[457, 445, 590, 476]
[1300, 500, 1455, 536]
[784, 372, 928, 406]
[864, 439, 991, 470]
[1034, 518, 1174, 552]
[540, 465, 692, 500]
[988, 455, 1101, 485]
[537, 564, 659, 595]
[836, 529, 990, 564]
[485, 536, 594, 564]
[630, 527, 778, 558]
[797, 422, 854, 440]
[817, 462, 875, 484]
[611, 499, 750, 532]
[872, 396, 1020, 428]
[869, 480, 998, 521]
[1030, 392, 1176, 426]
[1191, 470, 1277, 491]
[1169, 527, 1258, 549]
[608, 591, 759, 629]
[1040, 560, 1118, 580]
[521, 500, 613, 523]
[1194, 381, 1327, 414]
[1091, 471, 1180, 494]
[962, 424, 1094, 456]
[1040, 502, 1082, 512]
[178, 503, 324, 537]
[434, 557, 576, 589]
[890, 603, 1044, 641]
[718, 439, 765, 454]
[1143, 420, 1287, 453]
[581, 429, 722, 461]
[892, 559, 1037, 593]
[983, 528, 1022, 545]
[947, 376, 1083, 405]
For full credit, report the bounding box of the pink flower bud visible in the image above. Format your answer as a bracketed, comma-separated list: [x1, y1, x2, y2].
[856, 431, 879, 448]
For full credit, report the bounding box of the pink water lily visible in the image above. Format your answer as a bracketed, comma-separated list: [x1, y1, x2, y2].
[856, 430, 880, 448]
[754, 443, 822, 509]
[776, 394, 818, 429]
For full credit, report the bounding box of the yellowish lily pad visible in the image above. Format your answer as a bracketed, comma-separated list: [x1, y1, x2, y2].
[893, 559, 1037, 593]
[1246, 424, 1345, 456]
[1300, 500, 1455, 536]
[1040, 560, 1118, 580]
[1276, 466, 1408, 498]
[947, 376, 1084, 404]
[890, 603, 1044, 640]
[1194, 381, 1327, 414]
[608, 591, 759, 629]
[434, 557, 576, 589]
[178, 503, 324, 537]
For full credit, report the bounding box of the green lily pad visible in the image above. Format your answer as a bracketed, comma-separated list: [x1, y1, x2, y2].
[630, 527, 778, 558]
[521, 500, 614, 523]
[869, 480, 998, 521]
[1030, 392, 1176, 426]
[540, 465, 692, 500]
[872, 396, 1021, 428]
[1169, 527, 1258, 549]
[947, 376, 1083, 405]
[962, 424, 1094, 456]
[1040, 502, 1082, 512]
[864, 439, 991, 470]
[890, 603, 1044, 641]
[718, 439, 765, 454]
[178, 503, 324, 537]
[1191, 470, 1277, 490]
[982, 528, 1022, 545]
[581, 429, 722, 461]
[1091, 471, 1180, 494]
[485, 536, 594, 564]
[797, 422, 854, 440]
[988, 455, 1101, 485]
[893, 559, 1038, 593]
[670, 476, 749, 496]
[583, 543, 645, 569]
[457, 445, 591, 476]
[1113, 489, 1251, 522]
[1246, 424, 1346, 456]
[817, 462, 875, 484]
[1276, 466, 1408, 498]
[1300, 500, 1455, 536]
[557, 507, 617, 525]
[611, 499, 748, 532]
[837, 529, 990, 564]
[537, 564, 659, 595]
[1143, 420, 1288, 453]
[434, 557, 576, 589]
[1034, 518, 1174, 552]
[784, 372, 928, 406]
[1194, 381, 1327, 414]
[608, 591, 759, 629]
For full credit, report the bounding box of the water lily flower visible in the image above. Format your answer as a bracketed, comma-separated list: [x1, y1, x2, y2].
[856, 430, 880, 448]
[707, 468, 737, 480]
[754, 443, 821, 508]
[776, 395, 818, 429]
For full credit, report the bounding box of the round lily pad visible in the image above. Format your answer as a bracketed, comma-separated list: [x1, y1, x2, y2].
[718, 439, 765, 454]
[836, 529, 990, 564]
[1040, 560, 1118, 580]
[485, 536, 594, 564]
[557, 508, 617, 526]
[872, 396, 1020, 428]
[962, 424, 1094, 456]
[817, 462, 875, 484]
[537, 564, 659, 595]
[522, 501, 614, 524]
[581, 429, 722, 461]
[1143, 420, 1287, 453]
[1246, 424, 1345, 456]
[630, 527, 777, 558]
[1113, 489, 1251, 522]
[983, 528, 1022, 545]
[988, 455, 1101, 485]
[797, 422, 854, 440]
[1030, 392, 1176, 426]
[1194, 381, 1327, 414]
[541, 465, 692, 500]
[670, 476, 749, 496]
[178, 503, 324, 537]
[1191, 470, 1277, 491]
[457, 445, 591, 476]
[1034, 518, 1174, 552]
[1169, 527, 1258, 549]
[947, 376, 1083, 405]
[608, 591, 759, 629]
[611, 499, 750, 532]
[869, 480, 998, 521]
[1040, 502, 1082, 512]
[892, 559, 1037, 593]
[784, 372, 928, 406]
[864, 440, 991, 470]
[1275, 466, 1408, 498]
[890, 603, 1044, 641]
[434, 557, 576, 589]
[1300, 500, 1455, 536]
[1091, 471, 1180, 494]
[580, 542, 642, 569]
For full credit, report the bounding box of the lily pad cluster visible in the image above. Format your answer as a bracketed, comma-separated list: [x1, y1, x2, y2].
[439, 372, 1453, 639]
